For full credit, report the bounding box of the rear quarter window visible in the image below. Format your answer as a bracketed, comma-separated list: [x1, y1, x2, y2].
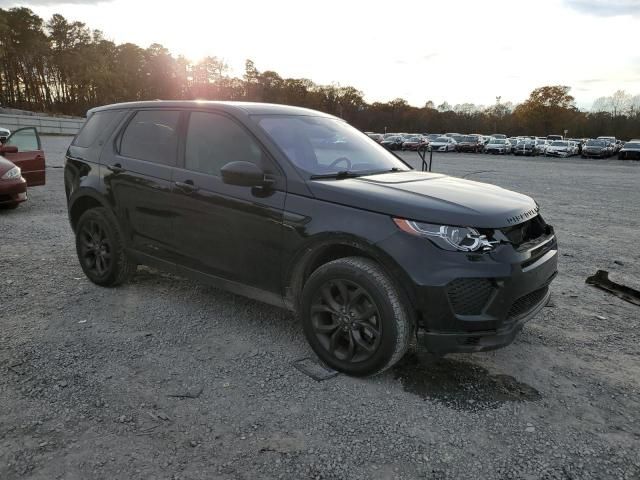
[119, 110, 181, 166]
[73, 110, 121, 148]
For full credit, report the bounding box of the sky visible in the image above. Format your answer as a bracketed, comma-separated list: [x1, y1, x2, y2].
[3, 0, 640, 109]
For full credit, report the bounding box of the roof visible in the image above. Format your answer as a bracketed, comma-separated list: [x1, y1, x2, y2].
[88, 100, 337, 118]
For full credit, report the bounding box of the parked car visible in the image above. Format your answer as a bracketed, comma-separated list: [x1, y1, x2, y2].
[456, 135, 483, 153]
[484, 138, 511, 154]
[545, 141, 573, 157]
[581, 139, 611, 158]
[381, 136, 404, 150]
[429, 136, 457, 152]
[618, 140, 640, 160]
[0, 127, 10, 143]
[0, 155, 27, 209]
[534, 139, 548, 155]
[597, 136, 619, 153]
[65, 101, 557, 376]
[0, 127, 46, 208]
[401, 136, 427, 151]
[367, 133, 384, 143]
[513, 140, 536, 156]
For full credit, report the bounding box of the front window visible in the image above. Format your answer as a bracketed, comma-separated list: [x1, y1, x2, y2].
[550, 141, 568, 147]
[258, 116, 410, 177]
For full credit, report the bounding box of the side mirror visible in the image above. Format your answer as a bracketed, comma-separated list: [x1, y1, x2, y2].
[221, 161, 270, 187]
[0, 145, 18, 154]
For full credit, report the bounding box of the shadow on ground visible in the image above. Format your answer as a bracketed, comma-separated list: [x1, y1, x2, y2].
[393, 351, 541, 411]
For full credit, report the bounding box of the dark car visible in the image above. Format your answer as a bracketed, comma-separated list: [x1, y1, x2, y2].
[456, 136, 483, 153]
[64, 101, 558, 377]
[401, 136, 426, 151]
[381, 135, 404, 150]
[581, 139, 611, 158]
[513, 140, 536, 156]
[0, 127, 46, 208]
[618, 141, 640, 160]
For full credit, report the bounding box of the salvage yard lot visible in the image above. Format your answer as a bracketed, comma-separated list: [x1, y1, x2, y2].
[1, 136, 639, 480]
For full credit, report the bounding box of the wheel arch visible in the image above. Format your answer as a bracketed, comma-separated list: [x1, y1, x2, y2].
[68, 189, 111, 233]
[284, 235, 416, 313]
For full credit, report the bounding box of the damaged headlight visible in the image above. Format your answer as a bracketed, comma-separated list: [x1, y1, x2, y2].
[393, 218, 498, 252]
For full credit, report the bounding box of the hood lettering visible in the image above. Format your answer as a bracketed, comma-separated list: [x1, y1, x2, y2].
[505, 206, 539, 225]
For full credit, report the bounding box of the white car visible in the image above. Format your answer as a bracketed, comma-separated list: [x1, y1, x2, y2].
[0, 127, 10, 143]
[534, 139, 548, 155]
[545, 141, 574, 158]
[429, 136, 457, 152]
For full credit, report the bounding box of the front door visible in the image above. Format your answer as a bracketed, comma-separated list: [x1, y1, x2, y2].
[1, 127, 46, 186]
[171, 110, 286, 295]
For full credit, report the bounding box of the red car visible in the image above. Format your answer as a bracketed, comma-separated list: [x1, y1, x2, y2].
[0, 127, 46, 209]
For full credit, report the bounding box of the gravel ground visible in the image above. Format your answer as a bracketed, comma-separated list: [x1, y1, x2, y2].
[1, 136, 639, 480]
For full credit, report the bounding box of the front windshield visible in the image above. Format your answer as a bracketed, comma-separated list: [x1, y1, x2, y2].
[434, 137, 449, 143]
[551, 141, 568, 146]
[489, 139, 505, 144]
[463, 136, 476, 142]
[258, 115, 411, 177]
[624, 142, 640, 148]
[586, 140, 605, 146]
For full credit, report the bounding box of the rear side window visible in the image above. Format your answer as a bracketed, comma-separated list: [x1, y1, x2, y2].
[120, 110, 180, 166]
[73, 110, 119, 148]
[184, 111, 263, 176]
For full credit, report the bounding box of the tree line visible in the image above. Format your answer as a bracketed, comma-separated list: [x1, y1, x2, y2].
[1, 7, 639, 139]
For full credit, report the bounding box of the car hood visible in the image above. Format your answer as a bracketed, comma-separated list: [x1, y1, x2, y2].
[0, 155, 16, 176]
[307, 171, 538, 228]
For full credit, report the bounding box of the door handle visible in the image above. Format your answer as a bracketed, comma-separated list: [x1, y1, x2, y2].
[174, 180, 198, 193]
[107, 163, 125, 173]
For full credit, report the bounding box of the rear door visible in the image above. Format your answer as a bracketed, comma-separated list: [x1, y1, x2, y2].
[2, 127, 46, 186]
[102, 109, 183, 263]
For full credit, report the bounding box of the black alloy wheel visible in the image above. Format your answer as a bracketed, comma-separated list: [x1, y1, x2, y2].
[79, 219, 112, 277]
[301, 257, 414, 376]
[75, 207, 135, 286]
[310, 279, 382, 363]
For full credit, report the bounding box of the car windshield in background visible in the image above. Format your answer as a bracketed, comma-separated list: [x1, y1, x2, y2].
[463, 136, 476, 142]
[586, 140, 606, 146]
[434, 137, 449, 142]
[551, 141, 568, 147]
[258, 116, 410, 177]
[489, 139, 506, 144]
[624, 142, 640, 148]
[407, 137, 421, 142]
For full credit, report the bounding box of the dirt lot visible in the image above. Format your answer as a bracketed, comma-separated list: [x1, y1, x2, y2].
[1, 137, 639, 480]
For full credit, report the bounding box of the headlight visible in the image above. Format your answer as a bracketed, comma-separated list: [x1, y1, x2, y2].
[393, 218, 497, 252]
[1, 166, 21, 180]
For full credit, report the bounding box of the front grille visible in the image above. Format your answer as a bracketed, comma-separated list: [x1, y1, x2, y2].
[501, 215, 547, 248]
[446, 278, 494, 315]
[507, 287, 548, 320]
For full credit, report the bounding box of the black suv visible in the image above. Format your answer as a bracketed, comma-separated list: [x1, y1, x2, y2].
[65, 101, 558, 376]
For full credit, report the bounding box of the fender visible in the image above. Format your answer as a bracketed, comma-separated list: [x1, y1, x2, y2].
[284, 232, 417, 312]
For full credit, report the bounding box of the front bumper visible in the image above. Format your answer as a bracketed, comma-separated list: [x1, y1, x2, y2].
[0, 177, 27, 206]
[377, 227, 558, 354]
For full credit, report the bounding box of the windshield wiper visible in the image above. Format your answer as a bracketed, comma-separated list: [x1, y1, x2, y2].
[310, 171, 364, 180]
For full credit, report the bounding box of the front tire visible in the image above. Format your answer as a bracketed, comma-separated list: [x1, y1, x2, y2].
[300, 257, 414, 377]
[75, 207, 136, 287]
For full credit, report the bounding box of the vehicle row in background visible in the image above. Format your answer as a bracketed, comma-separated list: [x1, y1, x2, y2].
[366, 131, 635, 159]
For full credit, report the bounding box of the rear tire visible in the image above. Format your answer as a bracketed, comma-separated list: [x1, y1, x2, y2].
[300, 257, 414, 377]
[75, 207, 136, 287]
